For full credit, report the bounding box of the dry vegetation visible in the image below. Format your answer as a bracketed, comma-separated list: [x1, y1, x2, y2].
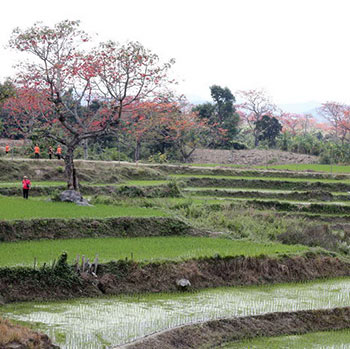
[0, 316, 57, 348]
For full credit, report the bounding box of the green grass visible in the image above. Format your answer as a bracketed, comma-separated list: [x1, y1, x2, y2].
[172, 174, 350, 183]
[0, 180, 169, 188]
[256, 163, 350, 173]
[0, 181, 66, 188]
[122, 180, 169, 186]
[0, 196, 167, 220]
[187, 163, 247, 168]
[222, 328, 350, 348]
[0, 237, 309, 267]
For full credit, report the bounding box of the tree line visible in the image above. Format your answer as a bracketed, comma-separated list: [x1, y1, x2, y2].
[0, 20, 349, 190]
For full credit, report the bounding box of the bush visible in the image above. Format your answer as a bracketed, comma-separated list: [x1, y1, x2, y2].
[277, 224, 350, 254]
[148, 152, 168, 164]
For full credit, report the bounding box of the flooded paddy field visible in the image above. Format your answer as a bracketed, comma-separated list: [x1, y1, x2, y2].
[3, 278, 350, 348]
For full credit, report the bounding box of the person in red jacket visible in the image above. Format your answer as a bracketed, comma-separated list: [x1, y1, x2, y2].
[5, 145, 10, 155]
[22, 176, 31, 199]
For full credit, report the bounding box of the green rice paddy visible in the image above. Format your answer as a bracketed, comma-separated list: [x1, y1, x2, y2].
[223, 329, 350, 348]
[172, 174, 350, 183]
[0, 237, 308, 267]
[0, 196, 167, 220]
[257, 163, 350, 173]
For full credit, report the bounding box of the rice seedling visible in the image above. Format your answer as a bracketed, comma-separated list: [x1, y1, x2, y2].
[172, 174, 350, 183]
[0, 196, 167, 220]
[256, 164, 350, 174]
[0, 237, 308, 267]
[3, 277, 350, 348]
[222, 329, 350, 348]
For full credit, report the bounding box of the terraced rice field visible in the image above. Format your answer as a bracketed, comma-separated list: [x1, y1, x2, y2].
[3, 160, 350, 348]
[3, 278, 350, 348]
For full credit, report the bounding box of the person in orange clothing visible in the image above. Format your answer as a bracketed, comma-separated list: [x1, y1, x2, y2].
[34, 144, 40, 159]
[22, 176, 31, 199]
[5, 144, 10, 155]
[56, 145, 62, 160]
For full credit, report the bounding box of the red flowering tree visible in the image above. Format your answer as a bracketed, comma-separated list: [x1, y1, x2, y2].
[318, 102, 349, 143]
[2, 87, 52, 139]
[121, 97, 209, 162]
[8, 20, 174, 190]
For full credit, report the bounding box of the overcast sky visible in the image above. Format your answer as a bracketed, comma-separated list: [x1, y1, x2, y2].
[1, 0, 350, 108]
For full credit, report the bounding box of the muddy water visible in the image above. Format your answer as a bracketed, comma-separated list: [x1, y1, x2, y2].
[2, 278, 350, 349]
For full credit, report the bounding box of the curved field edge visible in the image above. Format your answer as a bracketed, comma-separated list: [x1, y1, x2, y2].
[0, 316, 58, 349]
[117, 307, 350, 349]
[1, 253, 350, 303]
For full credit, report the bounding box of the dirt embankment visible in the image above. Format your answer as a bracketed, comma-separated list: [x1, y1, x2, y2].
[0, 317, 58, 349]
[0, 217, 192, 242]
[1, 254, 350, 303]
[190, 149, 318, 165]
[118, 307, 350, 349]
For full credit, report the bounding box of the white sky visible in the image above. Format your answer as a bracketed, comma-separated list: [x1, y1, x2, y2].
[1, 0, 350, 107]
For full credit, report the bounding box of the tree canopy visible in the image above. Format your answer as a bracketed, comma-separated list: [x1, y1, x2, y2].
[193, 85, 239, 148]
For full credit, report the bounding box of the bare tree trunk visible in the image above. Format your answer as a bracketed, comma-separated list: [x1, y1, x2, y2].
[64, 147, 79, 191]
[134, 140, 141, 162]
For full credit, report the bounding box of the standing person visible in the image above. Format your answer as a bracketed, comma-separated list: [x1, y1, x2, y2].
[34, 144, 40, 159]
[56, 145, 62, 160]
[5, 144, 10, 155]
[22, 176, 31, 199]
[48, 146, 53, 159]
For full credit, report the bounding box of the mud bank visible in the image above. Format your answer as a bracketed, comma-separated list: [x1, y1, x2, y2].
[118, 307, 350, 349]
[0, 217, 192, 242]
[1, 254, 350, 303]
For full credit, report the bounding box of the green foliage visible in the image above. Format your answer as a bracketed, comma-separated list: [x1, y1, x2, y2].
[0, 79, 15, 104]
[256, 115, 282, 147]
[193, 85, 240, 149]
[148, 152, 168, 163]
[0, 252, 80, 287]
